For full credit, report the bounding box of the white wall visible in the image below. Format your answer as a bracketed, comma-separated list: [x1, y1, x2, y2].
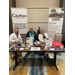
[16, 0, 60, 32]
[16, 0, 60, 8]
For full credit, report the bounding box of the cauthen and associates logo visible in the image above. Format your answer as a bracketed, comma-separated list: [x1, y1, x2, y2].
[12, 13, 27, 19]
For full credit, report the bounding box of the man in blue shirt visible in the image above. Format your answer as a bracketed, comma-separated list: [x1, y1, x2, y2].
[26, 26, 38, 42]
[26, 26, 38, 55]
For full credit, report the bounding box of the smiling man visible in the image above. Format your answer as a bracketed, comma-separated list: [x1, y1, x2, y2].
[9, 28, 22, 42]
[9, 28, 22, 60]
[26, 26, 38, 42]
[26, 26, 38, 55]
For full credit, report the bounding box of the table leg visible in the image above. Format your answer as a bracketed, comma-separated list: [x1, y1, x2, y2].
[13, 52, 17, 71]
[54, 52, 58, 71]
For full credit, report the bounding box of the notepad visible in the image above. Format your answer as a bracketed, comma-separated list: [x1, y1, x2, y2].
[50, 48, 55, 50]
[31, 47, 40, 51]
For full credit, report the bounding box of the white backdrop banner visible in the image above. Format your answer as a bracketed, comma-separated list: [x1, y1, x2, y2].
[48, 8, 64, 40]
[11, 8, 27, 34]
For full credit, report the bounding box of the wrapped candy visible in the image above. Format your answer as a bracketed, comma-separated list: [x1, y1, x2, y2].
[13, 46, 20, 51]
[13, 47, 16, 51]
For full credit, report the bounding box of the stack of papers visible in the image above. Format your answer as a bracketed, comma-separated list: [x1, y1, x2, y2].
[50, 48, 55, 50]
[45, 38, 52, 46]
[26, 37, 33, 45]
[31, 47, 40, 51]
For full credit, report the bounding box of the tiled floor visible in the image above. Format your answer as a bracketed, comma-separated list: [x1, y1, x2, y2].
[9, 52, 65, 75]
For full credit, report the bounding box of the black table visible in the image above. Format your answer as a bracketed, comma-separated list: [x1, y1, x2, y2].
[9, 42, 65, 71]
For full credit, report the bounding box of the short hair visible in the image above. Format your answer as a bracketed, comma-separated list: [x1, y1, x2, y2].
[40, 29, 44, 32]
[30, 26, 33, 29]
[14, 28, 19, 31]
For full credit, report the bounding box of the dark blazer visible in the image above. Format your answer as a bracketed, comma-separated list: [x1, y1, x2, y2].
[26, 31, 38, 42]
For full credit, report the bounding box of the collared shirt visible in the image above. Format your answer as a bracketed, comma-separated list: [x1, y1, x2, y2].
[9, 33, 22, 42]
[15, 33, 18, 38]
[29, 31, 35, 41]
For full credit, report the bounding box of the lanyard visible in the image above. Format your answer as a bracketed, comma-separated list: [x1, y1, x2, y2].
[29, 31, 34, 41]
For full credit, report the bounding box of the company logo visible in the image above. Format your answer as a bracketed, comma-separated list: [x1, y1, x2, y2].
[12, 13, 27, 18]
